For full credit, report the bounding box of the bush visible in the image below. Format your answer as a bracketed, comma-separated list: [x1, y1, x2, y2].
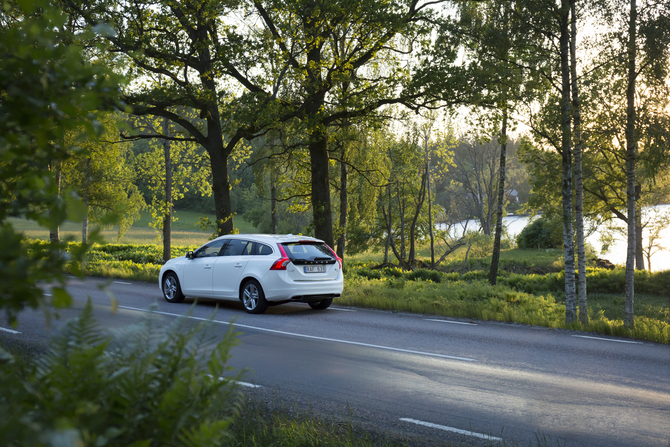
[357, 268, 382, 280]
[466, 231, 494, 258]
[0, 300, 242, 447]
[406, 268, 442, 283]
[516, 216, 562, 249]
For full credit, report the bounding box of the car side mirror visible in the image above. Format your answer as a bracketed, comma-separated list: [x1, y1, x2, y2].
[185, 251, 194, 259]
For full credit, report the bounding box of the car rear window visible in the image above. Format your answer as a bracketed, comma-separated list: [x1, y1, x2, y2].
[281, 242, 335, 263]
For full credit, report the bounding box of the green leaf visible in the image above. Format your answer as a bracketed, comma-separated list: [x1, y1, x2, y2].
[51, 287, 72, 309]
[65, 194, 87, 222]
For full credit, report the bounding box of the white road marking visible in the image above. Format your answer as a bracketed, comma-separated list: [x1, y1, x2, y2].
[329, 307, 356, 312]
[0, 327, 21, 334]
[206, 374, 262, 388]
[572, 335, 641, 344]
[399, 418, 503, 442]
[233, 380, 262, 388]
[113, 281, 132, 285]
[425, 319, 477, 326]
[118, 306, 477, 362]
[44, 293, 52, 297]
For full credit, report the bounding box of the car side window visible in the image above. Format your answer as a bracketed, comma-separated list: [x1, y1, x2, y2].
[221, 239, 249, 256]
[194, 239, 226, 258]
[256, 243, 273, 255]
[242, 241, 254, 256]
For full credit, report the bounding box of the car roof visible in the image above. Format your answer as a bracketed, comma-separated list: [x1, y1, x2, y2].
[214, 234, 324, 245]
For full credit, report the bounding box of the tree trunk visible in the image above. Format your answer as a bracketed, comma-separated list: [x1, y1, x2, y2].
[82, 158, 90, 244]
[270, 169, 278, 234]
[624, 0, 637, 328]
[210, 146, 234, 236]
[309, 131, 334, 247]
[635, 184, 644, 270]
[336, 147, 348, 259]
[201, 72, 234, 236]
[82, 204, 88, 244]
[571, 0, 588, 326]
[560, 0, 577, 324]
[424, 132, 434, 267]
[479, 192, 491, 236]
[408, 168, 427, 265]
[489, 106, 508, 286]
[398, 184, 406, 264]
[645, 252, 651, 271]
[50, 161, 61, 243]
[163, 117, 172, 262]
[304, 13, 334, 248]
[384, 185, 392, 264]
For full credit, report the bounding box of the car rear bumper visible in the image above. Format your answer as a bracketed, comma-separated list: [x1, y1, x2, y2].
[288, 293, 341, 303]
[261, 272, 343, 302]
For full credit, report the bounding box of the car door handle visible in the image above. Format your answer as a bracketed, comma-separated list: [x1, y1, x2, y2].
[204, 265, 212, 269]
[234, 263, 243, 268]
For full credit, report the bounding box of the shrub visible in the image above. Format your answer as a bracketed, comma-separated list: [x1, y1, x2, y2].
[357, 268, 382, 280]
[407, 268, 442, 283]
[0, 300, 242, 446]
[466, 231, 494, 258]
[516, 216, 562, 249]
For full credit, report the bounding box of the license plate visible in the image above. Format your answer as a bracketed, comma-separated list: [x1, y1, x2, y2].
[304, 265, 326, 273]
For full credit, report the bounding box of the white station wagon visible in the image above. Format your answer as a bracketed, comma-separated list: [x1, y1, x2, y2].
[159, 234, 343, 313]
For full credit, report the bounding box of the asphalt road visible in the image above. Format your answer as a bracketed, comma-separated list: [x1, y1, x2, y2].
[1, 277, 669, 447]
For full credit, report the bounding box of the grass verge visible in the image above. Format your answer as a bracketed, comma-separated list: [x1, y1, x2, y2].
[231, 394, 408, 447]
[341, 262, 669, 344]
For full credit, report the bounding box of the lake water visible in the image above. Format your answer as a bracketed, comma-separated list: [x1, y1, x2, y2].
[449, 204, 670, 272]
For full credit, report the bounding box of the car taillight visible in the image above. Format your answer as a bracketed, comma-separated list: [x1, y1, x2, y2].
[326, 244, 343, 269]
[270, 244, 290, 270]
[270, 257, 290, 270]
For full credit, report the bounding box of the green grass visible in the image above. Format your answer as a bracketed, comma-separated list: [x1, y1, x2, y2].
[231, 395, 409, 447]
[7, 210, 258, 245]
[339, 261, 669, 344]
[345, 246, 565, 272]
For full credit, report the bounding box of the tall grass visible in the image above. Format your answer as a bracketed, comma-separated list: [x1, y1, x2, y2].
[340, 266, 669, 344]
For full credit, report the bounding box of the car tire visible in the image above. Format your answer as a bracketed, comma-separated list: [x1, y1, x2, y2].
[162, 272, 185, 303]
[241, 279, 268, 314]
[308, 298, 333, 310]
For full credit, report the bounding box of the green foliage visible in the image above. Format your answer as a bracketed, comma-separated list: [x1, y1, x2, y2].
[464, 231, 494, 258]
[515, 216, 563, 249]
[0, 0, 123, 323]
[341, 271, 668, 343]
[341, 258, 669, 343]
[357, 268, 383, 280]
[499, 268, 670, 297]
[62, 114, 145, 238]
[406, 268, 442, 283]
[0, 300, 242, 446]
[131, 115, 214, 234]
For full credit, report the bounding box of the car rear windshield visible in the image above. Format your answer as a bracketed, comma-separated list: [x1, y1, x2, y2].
[281, 242, 335, 264]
